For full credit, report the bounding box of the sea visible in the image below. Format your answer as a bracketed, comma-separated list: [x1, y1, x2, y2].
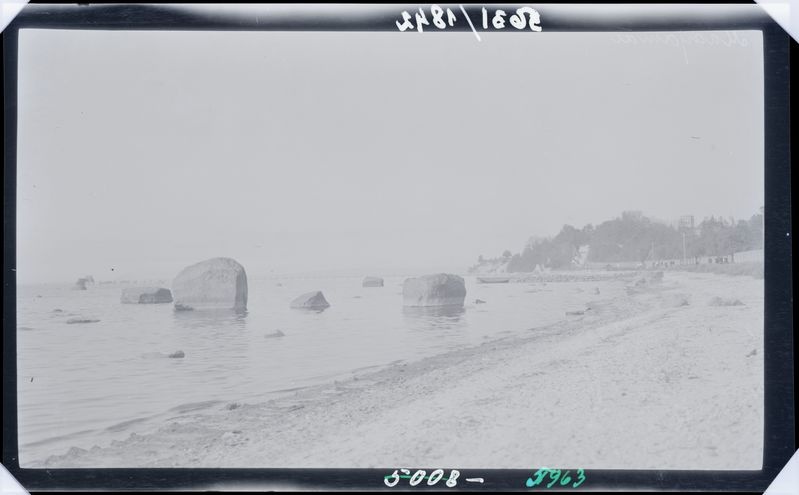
[16, 273, 617, 464]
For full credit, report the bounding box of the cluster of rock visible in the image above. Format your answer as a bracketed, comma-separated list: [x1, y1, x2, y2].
[64, 256, 474, 359]
[161, 262, 467, 311]
[96, 257, 469, 343]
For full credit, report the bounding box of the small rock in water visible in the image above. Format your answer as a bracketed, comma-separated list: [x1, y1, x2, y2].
[226, 402, 241, 410]
[121, 287, 173, 304]
[362, 276, 384, 287]
[51, 309, 64, 313]
[168, 350, 185, 358]
[475, 299, 487, 304]
[566, 310, 585, 316]
[290, 291, 330, 310]
[746, 349, 757, 357]
[66, 317, 100, 324]
[265, 329, 285, 338]
[594, 287, 601, 295]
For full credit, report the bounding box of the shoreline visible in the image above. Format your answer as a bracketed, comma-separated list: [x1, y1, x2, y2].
[30, 271, 763, 470]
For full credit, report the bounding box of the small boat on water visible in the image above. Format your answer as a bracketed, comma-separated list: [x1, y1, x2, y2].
[476, 277, 510, 284]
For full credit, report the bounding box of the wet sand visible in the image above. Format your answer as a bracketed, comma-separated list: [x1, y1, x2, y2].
[34, 271, 763, 470]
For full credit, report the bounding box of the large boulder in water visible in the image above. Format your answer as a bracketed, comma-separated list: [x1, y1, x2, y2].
[121, 287, 173, 304]
[362, 276, 384, 287]
[290, 291, 330, 310]
[403, 273, 466, 307]
[73, 278, 89, 290]
[171, 257, 247, 311]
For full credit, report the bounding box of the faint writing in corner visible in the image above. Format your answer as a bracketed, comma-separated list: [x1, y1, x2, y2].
[613, 31, 750, 49]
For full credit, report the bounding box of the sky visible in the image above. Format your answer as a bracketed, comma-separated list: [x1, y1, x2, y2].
[16, 28, 764, 284]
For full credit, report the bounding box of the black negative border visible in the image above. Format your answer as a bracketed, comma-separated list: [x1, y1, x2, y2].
[2, 2, 794, 492]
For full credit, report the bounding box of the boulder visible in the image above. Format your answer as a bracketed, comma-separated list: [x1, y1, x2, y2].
[290, 291, 330, 310]
[172, 257, 248, 311]
[121, 287, 173, 304]
[402, 273, 466, 307]
[362, 276, 384, 287]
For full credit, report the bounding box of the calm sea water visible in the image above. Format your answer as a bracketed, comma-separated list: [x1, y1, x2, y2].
[17, 274, 617, 464]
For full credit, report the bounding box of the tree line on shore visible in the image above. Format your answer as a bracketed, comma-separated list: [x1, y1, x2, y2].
[477, 209, 764, 272]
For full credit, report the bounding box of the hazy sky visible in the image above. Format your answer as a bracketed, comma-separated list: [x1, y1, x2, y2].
[17, 29, 764, 284]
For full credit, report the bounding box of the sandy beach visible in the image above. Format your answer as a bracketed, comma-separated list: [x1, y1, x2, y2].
[34, 270, 763, 470]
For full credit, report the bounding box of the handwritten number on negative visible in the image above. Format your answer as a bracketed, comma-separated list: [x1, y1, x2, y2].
[396, 11, 414, 31]
[573, 469, 586, 488]
[526, 468, 585, 489]
[384, 470, 400, 487]
[414, 8, 430, 32]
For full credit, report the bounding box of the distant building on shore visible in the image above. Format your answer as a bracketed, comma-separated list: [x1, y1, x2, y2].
[730, 249, 764, 263]
[678, 215, 695, 232]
